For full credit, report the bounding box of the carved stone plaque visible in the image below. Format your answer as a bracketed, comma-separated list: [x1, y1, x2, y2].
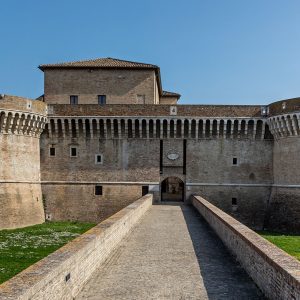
[167, 150, 179, 161]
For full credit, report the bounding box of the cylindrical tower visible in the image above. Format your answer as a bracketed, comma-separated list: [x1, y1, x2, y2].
[267, 98, 300, 233]
[0, 95, 47, 229]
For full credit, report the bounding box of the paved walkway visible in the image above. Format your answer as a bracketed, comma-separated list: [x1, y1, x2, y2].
[77, 204, 264, 300]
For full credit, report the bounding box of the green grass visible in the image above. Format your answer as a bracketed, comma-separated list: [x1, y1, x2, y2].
[257, 231, 300, 261]
[0, 221, 96, 284]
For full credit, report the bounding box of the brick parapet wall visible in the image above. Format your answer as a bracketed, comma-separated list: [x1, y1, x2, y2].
[0, 95, 47, 115]
[48, 103, 262, 117]
[192, 195, 300, 300]
[268, 97, 300, 116]
[0, 194, 153, 300]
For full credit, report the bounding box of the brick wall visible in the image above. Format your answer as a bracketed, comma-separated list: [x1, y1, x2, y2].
[268, 138, 300, 233]
[0, 194, 153, 300]
[0, 97, 47, 229]
[48, 103, 262, 117]
[192, 195, 300, 300]
[44, 69, 158, 105]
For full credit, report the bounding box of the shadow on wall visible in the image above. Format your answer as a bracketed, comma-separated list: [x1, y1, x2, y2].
[180, 205, 265, 299]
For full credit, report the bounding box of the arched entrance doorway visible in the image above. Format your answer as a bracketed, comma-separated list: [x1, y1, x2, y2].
[161, 177, 184, 202]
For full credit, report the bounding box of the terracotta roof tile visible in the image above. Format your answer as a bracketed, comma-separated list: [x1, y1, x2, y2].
[39, 57, 159, 70]
[162, 91, 181, 98]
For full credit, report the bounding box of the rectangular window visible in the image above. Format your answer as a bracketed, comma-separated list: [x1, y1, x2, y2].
[95, 185, 103, 195]
[70, 147, 77, 157]
[98, 95, 106, 105]
[232, 197, 237, 205]
[95, 154, 103, 164]
[49, 147, 56, 157]
[142, 185, 149, 196]
[70, 95, 78, 105]
[232, 157, 238, 165]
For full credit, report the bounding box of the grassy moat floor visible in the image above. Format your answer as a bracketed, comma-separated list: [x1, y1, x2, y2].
[0, 221, 96, 284]
[257, 231, 300, 261]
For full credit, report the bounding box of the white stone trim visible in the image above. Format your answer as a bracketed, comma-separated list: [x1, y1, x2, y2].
[1, 180, 300, 188]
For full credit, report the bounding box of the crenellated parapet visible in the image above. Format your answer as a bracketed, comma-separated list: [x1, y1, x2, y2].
[0, 95, 47, 137]
[267, 113, 300, 139]
[45, 116, 272, 140]
[266, 97, 300, 139]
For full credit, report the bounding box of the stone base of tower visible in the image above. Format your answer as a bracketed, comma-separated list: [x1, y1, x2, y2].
[0, 183, 45, 229]
[266, 187, 300, 234]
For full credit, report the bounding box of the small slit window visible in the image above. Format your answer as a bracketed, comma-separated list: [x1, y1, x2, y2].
[232, 157, 238, 165]
[49, 147, 56, 157]
[232, 197, 237, 205]
[95, 154, 103, 164]
[70, 147, 77, 157]
[95, 185, 103, 195]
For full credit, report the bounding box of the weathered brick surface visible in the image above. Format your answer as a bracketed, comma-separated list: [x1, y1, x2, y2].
[48, 103, 263, 117]
[0, 194, 153, 300]
[267, 138, 300, 233]
[42, 184, 147, 222]
[268, 97, 300, 116]
[192, 195, 300, 300]
[0, 97, 47, 229]
[0, 94, 46, 115]
[44, 69, 160, 104]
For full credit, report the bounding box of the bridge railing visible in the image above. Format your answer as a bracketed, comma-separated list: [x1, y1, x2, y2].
[0, 194, 153, 300]
[192, 195, 300, 300]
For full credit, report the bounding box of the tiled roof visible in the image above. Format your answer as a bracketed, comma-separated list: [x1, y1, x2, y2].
[162, 91, 181, 98]
[39, 57, 159, 70]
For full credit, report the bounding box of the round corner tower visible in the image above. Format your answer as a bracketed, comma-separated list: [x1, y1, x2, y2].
[0, 95, 47, 229]
[267, 98, 300, 233]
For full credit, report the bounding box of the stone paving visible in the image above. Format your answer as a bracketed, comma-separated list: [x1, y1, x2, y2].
[76, 204, 265, 300]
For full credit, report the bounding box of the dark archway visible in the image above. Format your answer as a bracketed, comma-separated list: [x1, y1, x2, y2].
[161, 177, 184, 202]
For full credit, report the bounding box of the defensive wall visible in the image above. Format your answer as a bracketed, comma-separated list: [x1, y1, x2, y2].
[192, 195, 300, 300]
[267, 98, 300, 232]
[0, 95, 300, 232]
[42, 103, 272, 229]
[0, 95, 47, 229]
[0, 194, 152, 300]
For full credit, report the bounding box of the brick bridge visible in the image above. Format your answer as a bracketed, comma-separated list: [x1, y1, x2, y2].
[77, 204, 263, 299]
[0, 195, 299, 300]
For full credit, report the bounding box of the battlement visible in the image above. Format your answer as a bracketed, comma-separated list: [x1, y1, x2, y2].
[45, 115, 272, 140]
[0, 95, 47, 137]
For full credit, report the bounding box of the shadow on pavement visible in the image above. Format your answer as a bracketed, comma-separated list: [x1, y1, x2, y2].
[181, 204, 265, 300]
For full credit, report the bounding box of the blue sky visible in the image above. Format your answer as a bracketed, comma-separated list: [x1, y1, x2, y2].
[1, 0, 300, 105]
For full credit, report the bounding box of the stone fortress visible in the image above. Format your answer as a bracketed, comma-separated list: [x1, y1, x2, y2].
[0, 57, 299, 233]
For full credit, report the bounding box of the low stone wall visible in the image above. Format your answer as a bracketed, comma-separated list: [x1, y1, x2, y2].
[192, 195, 300, 300]
[0, 194, 153, 300]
